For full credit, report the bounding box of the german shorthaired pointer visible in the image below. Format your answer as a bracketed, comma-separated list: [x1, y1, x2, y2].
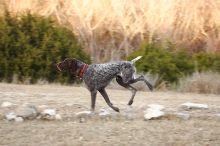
[57, 56, 153, 112]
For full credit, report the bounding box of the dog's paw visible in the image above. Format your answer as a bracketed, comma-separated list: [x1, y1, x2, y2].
[128, 100, 133, 105]
[113, 107, 120, 112]
[148, 84, 153, 91]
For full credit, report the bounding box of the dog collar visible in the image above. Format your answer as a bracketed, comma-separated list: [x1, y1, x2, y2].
[79, 64, 88, 78]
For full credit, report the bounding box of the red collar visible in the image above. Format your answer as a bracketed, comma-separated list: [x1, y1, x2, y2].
[79, 64, 88, 78]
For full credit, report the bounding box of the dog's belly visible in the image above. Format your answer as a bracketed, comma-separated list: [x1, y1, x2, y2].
[84, 77, 113, 91]
[83, 63, 120, 91]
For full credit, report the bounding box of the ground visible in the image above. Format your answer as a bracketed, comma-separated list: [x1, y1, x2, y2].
[0, 83, 219, 146]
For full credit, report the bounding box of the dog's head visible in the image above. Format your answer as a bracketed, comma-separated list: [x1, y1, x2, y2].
[120, 63, 136, 83]
[56, 58, 84, 75]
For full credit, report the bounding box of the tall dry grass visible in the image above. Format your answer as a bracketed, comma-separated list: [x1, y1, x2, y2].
[3, 0, 220, 62]
[178, 72, 220, 94]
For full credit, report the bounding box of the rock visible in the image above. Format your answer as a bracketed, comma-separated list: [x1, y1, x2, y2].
[75, 111, 94, 118]
[79, 117, 86, 123]
[79, 136, 83, 141]
[144, 104, 165, 120]
[16, 104, 38, 120]
[38, 105, 49, 109]
[144, 108, 165, 120]
[99, 108, 112, 117]
[42, 109, 56, 116]
[180, 102, 208, 110]
[5, 112, 24, 122]
[1, 101, 15, 108]
[5, 112, 17, 121]
[55, 114, 62, 120]
[175, 112, 190, 120]
[41, 109, 57, 120]
[15, 117, 24, 122]
[65, 103, 74, 107]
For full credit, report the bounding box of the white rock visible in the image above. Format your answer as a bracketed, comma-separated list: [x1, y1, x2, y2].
[15, 117, 24, 122]
[16, 105, 38, 119]
[40, 109, 57, 120]
[42, 109, 56, 116]
[75, 111, 93, 118]
[144, 108, 165, 120]
[99, 108, 112, 117]
[1, 101, 15, 108]
[38, 105, 48, 109]
[55, 114, 62, 120]
[65, 103, 73, 106]
[79, 136, 83, 141]
[175, 112, 190, 120]
[5, 112, 17, 121]
[180, 102, 208, 110]
[79, 117, 86, 123]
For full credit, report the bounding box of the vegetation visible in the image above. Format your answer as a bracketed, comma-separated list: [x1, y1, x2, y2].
[0, 11, 90, 84]
[128, 42, 220, 85]
[178, 72, 220, 94]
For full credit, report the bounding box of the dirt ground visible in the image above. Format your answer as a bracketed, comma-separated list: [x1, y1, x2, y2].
[0, 83, 220, 146]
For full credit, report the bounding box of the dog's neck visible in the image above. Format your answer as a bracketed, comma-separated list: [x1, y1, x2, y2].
[78, 64, 88, 78]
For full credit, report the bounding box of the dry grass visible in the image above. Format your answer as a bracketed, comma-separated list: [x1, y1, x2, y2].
[2, 0, 220, 61]
[178, 72, 220, 94]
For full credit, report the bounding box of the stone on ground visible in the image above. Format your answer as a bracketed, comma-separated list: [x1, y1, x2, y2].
[1, 101, 15, 108]
[144, 104, 165, 120]
[75, 111, 94, 118]
[15, 117, 24, 122]
[16, 104, 39, 120]
[5, 112, 17, 121]
[180, 102, 208, 110]
[41, 109, 60, 120]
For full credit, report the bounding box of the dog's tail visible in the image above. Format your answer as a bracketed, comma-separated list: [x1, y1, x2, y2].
[131, 56, 142, 64]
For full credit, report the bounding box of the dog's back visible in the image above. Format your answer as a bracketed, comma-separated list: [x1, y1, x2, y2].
[83, 61, 132, 90]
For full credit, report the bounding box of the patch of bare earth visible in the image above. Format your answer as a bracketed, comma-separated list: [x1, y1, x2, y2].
[0, 83, 220, 146]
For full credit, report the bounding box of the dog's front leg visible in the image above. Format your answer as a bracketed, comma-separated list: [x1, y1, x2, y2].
[98, 88, 120, 112]
[91, 90, 97, 111]
[116, 76, 137, 105]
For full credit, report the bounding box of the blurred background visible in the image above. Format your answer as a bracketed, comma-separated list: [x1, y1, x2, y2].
[0, 0, 220, 93]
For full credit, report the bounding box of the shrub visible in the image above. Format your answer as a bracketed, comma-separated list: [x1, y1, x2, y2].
[194, 52, 220, 73]
[178, 72, 220, 94]
[0, 11, 90, 84]
[128, 42, 220, 85]
[128, 42, 194, 84]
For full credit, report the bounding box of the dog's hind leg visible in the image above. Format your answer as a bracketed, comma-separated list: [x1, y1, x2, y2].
[98, 88, 120, 112]
[116, 76, 137, 105]
[129, 75, 153, 91]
